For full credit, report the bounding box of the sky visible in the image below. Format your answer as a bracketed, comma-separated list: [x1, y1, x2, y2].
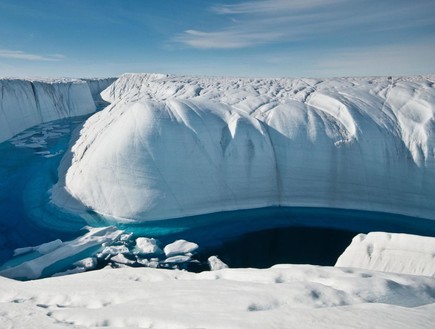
[0, 0, 434, 78]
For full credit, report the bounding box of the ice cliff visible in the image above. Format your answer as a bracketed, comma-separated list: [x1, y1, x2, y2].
[0, 77, 115, 143]
[53, 73, 435, 222]
[83, 78, 117, 105]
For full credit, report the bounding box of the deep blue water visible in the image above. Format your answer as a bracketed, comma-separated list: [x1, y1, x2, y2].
[1, 114, 435, 278]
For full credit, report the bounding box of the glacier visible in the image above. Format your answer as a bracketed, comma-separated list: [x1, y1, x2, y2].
[0, 70, 433, 327]
[52, 73, 435, 222]
[0, 77, 116, 143]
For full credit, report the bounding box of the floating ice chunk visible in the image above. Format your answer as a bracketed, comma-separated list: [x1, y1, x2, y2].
[73, 257, 97, 270]
[335, 232, 435, 276]
[208, 256, 228, 271]
[101, 245, 129, 256]
[120, 233, 133, 242]
[164, 255, 192, 264]
[111, 254, 135, 265]
[137, 258, 160, 268]
[135, 237, 162, 255]
[163, 240, 199, 257]
[0, 226, 123, 280]
[13, 239, 63, 256]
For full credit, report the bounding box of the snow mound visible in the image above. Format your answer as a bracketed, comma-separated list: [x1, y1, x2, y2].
[52, 73, 435, 222]
[0, 265, 434, 328]
[336, 232, 435, 276]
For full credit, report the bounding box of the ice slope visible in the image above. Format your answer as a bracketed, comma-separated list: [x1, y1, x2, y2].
[0, 77, 116, 143]
[336, 232, 435, 276]
[1, 265, 435, 328]
[53, 73, 435, 222]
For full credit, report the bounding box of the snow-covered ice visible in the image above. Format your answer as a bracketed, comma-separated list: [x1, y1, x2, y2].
[53, 73, 435, 223]
[336, 232, 435, 276]
[1, 264, 435, 328]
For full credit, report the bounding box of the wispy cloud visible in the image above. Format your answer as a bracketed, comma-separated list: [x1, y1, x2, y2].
[211, 0, 345, 15]
[176, 0, 435, 49]
[177, 29, 284, 49]
[0, 50, 65, 61]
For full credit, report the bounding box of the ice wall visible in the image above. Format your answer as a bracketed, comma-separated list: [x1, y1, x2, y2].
[83, 78, 117, 105]
[52, 73, 435, 222]
[0, 78, 96, 143]
[335, 232, 435, 276]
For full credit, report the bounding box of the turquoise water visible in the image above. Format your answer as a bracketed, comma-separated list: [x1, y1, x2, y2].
[1, 114, 435, 277]
[0, 116, 90, 265]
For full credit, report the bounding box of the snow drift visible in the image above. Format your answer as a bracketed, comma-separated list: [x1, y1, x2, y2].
[53, 73, 435, 222]
[336, 232, 435, 276]
[0, 77, 115, 143]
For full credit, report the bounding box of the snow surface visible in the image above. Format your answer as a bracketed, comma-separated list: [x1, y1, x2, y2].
[0, 77, 117, 143]
[336, 232, 435, 276]
[1, 265, 435, 328]
[53, 73, 435, 222]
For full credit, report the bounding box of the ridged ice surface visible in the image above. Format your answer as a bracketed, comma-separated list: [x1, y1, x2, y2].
[53, 73, 435, 222]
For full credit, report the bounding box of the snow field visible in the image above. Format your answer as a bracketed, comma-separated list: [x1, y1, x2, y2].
[1, 264, 435, 328]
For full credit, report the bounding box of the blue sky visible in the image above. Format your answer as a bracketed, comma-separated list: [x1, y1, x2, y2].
[0, 0, 434, 78]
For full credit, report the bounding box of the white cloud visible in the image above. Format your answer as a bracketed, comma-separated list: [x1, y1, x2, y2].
[176, 0, 435, 50]
[0, 50, 65, 61]
[211, 0, 346, 15]
[177, 29, 284, 49]
[177, 0, 344, 49]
